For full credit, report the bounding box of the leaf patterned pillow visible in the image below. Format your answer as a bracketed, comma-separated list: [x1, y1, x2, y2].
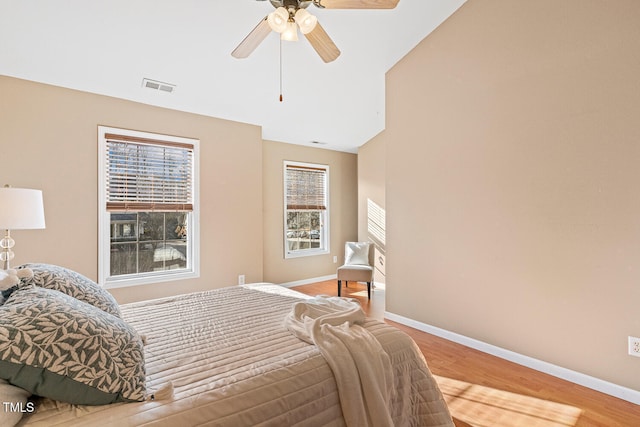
[17, 263, 121, 318]
[0, 286, 146, 405]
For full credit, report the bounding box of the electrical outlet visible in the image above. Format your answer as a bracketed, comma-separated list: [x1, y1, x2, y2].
[628, 336, 640, 357]
[238, 274, 245, 286]
[333, 256, 338, 263]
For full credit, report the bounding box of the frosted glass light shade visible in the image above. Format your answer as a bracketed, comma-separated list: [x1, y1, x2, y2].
[267, 7, 288, 33]
[0, 188, 46, 230]
[294, 9, 317, 34]
[281, 21, 298, 41]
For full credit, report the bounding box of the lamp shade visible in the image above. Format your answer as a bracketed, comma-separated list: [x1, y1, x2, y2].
[0, 187, 46, 230]
[294, 9, 317, 34]
[281, 21, 299, 41]
[267, 7, 289, 33]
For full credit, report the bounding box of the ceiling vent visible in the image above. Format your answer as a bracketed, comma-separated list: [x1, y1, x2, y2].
[142, 78, 176, 93]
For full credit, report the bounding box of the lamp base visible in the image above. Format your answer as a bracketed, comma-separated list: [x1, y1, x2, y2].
[0, 230, 15, 270]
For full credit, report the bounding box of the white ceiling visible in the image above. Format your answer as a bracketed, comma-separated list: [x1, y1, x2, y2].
[0, 0, 465, 153]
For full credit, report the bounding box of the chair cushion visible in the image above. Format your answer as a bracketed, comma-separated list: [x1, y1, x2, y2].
[337, 264, 374, 282]
[338, 264, 373, 272]
[344, 242, 370, 265]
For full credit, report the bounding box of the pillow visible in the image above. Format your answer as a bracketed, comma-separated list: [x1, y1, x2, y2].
[344, 242, 371, 265]
[0, 286, 146, 405]
[0, 285, 18, 306]
[0, 269, 20, 292]
[17, 263, 121, 318]
[1, 268, 33, 306]
[0, 379, 31, 426]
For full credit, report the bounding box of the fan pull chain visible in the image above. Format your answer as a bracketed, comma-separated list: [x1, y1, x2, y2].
[279, 38, 283, 102]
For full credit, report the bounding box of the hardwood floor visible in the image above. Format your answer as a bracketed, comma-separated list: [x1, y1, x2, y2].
[291, 280, 640, 427]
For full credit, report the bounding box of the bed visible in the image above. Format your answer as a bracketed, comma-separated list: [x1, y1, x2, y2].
[1, 265, 453, 427]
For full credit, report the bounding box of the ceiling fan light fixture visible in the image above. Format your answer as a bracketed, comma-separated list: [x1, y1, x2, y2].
[294, 9, 318, 34]
[281, 20, 299, 41]
[267, 7, 288, 33]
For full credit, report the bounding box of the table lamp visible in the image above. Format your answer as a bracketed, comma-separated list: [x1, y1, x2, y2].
[0, 186, 46, 270]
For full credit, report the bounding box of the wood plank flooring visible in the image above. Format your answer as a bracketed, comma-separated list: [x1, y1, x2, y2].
[291, 280, 640, 427]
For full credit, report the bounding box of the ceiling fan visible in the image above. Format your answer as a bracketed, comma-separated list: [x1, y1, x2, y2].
[231, 0, 400, 63]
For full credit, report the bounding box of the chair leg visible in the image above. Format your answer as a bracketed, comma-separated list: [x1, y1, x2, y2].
[367, 282, 371, 300]
[338, 280, 341, 297]
[345, 281, 348, 287]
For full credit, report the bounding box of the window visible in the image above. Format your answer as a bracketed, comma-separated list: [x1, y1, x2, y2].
[284, 161, 329, 258]
[98, 126, 199, 288]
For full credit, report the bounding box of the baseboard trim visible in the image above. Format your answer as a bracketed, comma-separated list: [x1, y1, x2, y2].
[279, 274, 337, 288]
[384, 311, 640, 405]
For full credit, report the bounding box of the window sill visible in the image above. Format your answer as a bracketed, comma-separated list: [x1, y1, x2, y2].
[103, 269, 199, 289]
[285, 248, 330, 259]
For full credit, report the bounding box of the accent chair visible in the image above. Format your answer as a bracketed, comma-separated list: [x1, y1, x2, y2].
[337, 241, 374, 299]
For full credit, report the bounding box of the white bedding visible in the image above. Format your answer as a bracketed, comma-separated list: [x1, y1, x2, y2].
[19, 284, 453, 427]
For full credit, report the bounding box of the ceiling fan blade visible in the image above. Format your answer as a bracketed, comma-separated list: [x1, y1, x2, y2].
[231, 17, 271, 59]
[314, 0, 399, 9]
[303, 22, 341, 63]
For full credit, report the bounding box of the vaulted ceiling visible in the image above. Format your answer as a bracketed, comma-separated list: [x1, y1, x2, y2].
[0, 0, 465, 152]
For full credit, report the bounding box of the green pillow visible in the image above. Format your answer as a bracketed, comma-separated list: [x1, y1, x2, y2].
[0, 286, 146, 405]
[18, 263, 121, 318]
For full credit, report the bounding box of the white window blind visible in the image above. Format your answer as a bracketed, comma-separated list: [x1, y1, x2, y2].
[105, 133, 194, 211]
[285, 164, 327, 210]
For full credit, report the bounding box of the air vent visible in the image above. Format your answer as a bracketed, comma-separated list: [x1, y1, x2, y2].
[142, 78, 176, 93]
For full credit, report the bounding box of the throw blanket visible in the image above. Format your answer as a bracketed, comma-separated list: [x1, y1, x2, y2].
[285, 296, 394, 427]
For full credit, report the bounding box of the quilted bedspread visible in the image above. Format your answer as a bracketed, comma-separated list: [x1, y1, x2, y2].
[20, 284, 453, 426]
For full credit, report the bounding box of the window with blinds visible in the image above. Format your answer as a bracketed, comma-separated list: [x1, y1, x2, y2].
[98, 126, 199, 288]
[284, 161, 329, 258]
[104, 133, 194, 212]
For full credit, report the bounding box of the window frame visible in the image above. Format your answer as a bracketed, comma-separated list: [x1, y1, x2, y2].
[98, 126, 200, 288]
[283, 160, 330, 259]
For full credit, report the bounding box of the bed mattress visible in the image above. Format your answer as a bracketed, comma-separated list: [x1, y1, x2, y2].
[19, 284, 452, 426]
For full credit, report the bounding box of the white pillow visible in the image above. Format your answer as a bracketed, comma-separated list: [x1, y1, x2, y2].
[0, 379, 31, 426]
[344, 242, 371, 265]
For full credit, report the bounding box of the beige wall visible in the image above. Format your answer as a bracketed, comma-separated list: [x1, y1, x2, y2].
[385, 0, 640, 391]
[0, 76, 263, 304]
[358, 133, 386, 241]
[358, 133, 386, 284]
[262, 140, 358, 284]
